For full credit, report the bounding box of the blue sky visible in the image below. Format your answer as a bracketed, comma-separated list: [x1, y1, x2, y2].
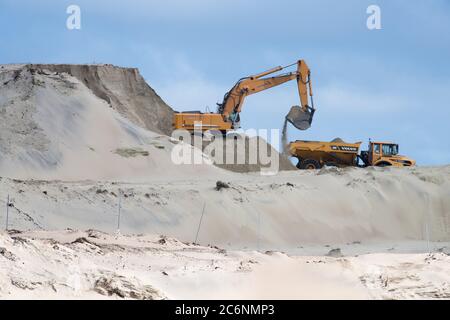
[1, 0, 449, 165]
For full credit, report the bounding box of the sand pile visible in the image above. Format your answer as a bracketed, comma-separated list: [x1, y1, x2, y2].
[30, 64, 174, 135]
[0, 64, 223, 180]
[203, 134, 296, 173]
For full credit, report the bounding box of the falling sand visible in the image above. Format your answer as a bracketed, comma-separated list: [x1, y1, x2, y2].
[282, 118, 289, 156]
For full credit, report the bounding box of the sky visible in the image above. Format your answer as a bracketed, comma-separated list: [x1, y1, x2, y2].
[1, 0, 449, 165]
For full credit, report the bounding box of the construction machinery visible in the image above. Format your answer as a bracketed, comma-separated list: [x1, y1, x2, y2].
[289, 139, 415, 169]
[173, 60, 315, 133]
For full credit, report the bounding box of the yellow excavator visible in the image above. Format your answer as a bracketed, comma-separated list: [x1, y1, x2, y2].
[172, 59, 315, 133]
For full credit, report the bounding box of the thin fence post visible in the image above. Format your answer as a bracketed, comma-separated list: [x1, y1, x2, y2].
[194, 202, 206, 244]
[6, 195, 10, 231]
[425, 194, 431, 254]
[117, 189, 122, 234]
[257, 211, 261, 251]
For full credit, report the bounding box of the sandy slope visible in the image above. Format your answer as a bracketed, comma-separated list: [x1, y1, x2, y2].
[0, 166, 449, 250]
[1, 63, 449, 300]
[1, 64, 174, 136]
[0, 230, 448, 299]
[0, 64, 223, 180]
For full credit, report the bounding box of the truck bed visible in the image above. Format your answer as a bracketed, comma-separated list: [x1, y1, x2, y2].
[289, 139, 362, 168]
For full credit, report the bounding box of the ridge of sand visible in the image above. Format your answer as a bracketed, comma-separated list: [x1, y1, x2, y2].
[0, 230, 448, 299]
[0, 64, 230, 180]
[1, 166, 449, 248]
[26, 63, 174, 136]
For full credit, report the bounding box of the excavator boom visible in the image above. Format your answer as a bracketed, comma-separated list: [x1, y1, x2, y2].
[218, 60, 315, 129]
[173, 59, 315, 132]
[220, 72, 298, 116]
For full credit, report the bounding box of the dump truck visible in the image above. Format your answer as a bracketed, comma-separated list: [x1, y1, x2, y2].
[173, 59, 315, 133]
[289, 139, 415, 169]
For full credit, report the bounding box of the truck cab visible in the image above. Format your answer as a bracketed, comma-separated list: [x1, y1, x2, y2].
[363, 141, 415, 167]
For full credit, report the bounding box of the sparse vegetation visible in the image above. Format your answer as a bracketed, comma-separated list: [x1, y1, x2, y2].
[114, 148, 149, 158]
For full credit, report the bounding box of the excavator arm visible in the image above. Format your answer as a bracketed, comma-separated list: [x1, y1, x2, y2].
[172, 59, 315, 133]
[217, 60, 315, 130]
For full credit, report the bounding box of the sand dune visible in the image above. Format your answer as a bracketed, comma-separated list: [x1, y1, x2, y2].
[0, 64, 223, 180]
[0, 166, 449, 249]
[0, 230, 448, 299]
[1, 64, 449, 300]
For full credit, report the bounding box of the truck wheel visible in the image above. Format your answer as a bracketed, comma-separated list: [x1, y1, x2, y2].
[300, 159, 322, 170]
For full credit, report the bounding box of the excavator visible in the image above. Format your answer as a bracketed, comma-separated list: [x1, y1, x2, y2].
[172, 59, 315, 133]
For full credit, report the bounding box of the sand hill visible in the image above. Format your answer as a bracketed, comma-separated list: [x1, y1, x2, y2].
[0, 64, 294, 179]
[0, 63, 449, 299]
[0, 64, 226, 180]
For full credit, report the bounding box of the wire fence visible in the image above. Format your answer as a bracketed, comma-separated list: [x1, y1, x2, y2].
[1, 189, 448, 255]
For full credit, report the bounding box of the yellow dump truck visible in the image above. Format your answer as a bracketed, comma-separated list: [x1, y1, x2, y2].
[289, 138, 415, 169]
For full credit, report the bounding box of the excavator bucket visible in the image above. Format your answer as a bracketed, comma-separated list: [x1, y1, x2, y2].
[285, 105, 315, 130]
